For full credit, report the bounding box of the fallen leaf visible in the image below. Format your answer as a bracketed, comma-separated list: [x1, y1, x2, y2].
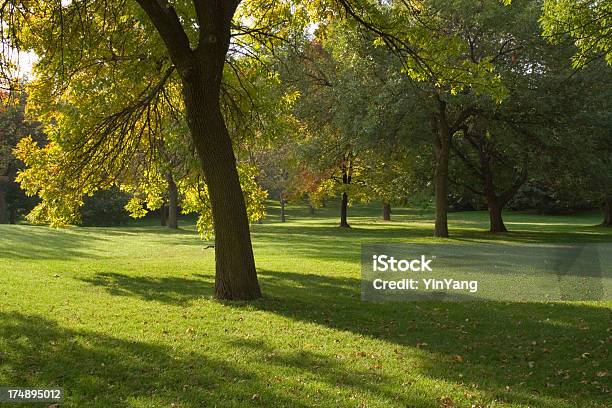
[452, 355, 464, 363]
[439, 396, 455, 408]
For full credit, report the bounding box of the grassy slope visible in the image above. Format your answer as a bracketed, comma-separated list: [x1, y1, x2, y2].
[0, 202, 610, 408]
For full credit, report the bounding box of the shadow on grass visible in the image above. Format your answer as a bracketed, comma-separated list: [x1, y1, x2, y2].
[77, 268, 610, 407]
[80, 272, 215, 305]
[0, 223, 201, 261]
[0, 312, 325, 408]
[0, 225, 104, 261]
[247, 270, 611, 407]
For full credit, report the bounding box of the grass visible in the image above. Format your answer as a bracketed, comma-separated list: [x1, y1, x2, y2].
[0, 202, 611, 407]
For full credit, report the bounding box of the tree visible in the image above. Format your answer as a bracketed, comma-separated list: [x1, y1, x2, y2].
[446, 16, 574, 233]
[450, 127, 529, 232]
[0, 0, 261, 298]
[278, 39, 363, 228]
[255, 147, 292, 223]
[328, 0, 511, 237]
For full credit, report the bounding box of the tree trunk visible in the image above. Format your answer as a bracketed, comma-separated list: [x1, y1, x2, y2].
[308, 203, 315, 215]
[432, 99, 453, 238]
[433, 134, 450, 237]
[160, 202, 167, 226]
[602, 193, 611, 227]
[182, 71, 260, 300]
[166, 171, 178, 229]
[382, 202, 391, 221]
[487, 200, 508, 233]
[482, 158, 508, 233]
[0, 185, 6, 224]
[340, 192, 350, 228]
[339, 160, 352, 228]
[280, 197, 286, 223]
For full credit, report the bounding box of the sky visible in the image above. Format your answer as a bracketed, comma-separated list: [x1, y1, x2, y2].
[14, 50, 37, 79]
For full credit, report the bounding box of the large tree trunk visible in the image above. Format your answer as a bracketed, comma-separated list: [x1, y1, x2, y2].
[382, 202, 391, 221]
[431, 99, 477, 238]
[166, 171, 178, 229]
[182, 72, 260, 300]
[340, 192, 350, 228]
[602, 193, 611, 227]
[487, 200, 508, 233]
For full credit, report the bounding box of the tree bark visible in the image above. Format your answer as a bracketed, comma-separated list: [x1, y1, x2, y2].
[339, 159, 352, 228]
[433, 131, 450, 237]
[602, 193, 611, 227]
[182, 70, 260, 300]
[340, 192, 350, 228]
[431, 98, 455, 238]
[166, 171, 178, 229]
[487, 200, 508, 233]
[382, 202, 391, 221]
[160, 202, 167, 226]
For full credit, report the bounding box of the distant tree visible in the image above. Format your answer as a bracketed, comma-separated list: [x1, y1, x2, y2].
[450, 126, 529, 232]
[254, 145, 293, 223]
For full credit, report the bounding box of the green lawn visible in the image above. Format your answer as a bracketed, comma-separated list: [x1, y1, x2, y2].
[1, 202, 611, 407]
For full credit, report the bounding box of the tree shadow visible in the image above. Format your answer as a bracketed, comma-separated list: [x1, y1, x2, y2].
[238, 270, 611, 407]
[0, 225, 104, 261]
[76, 267, 611, 406]
[0, 312, 316, 407]
[79, 272, 215, 305]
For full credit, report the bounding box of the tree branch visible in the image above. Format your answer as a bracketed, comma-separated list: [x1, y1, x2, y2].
[135, 0, 193, 73]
